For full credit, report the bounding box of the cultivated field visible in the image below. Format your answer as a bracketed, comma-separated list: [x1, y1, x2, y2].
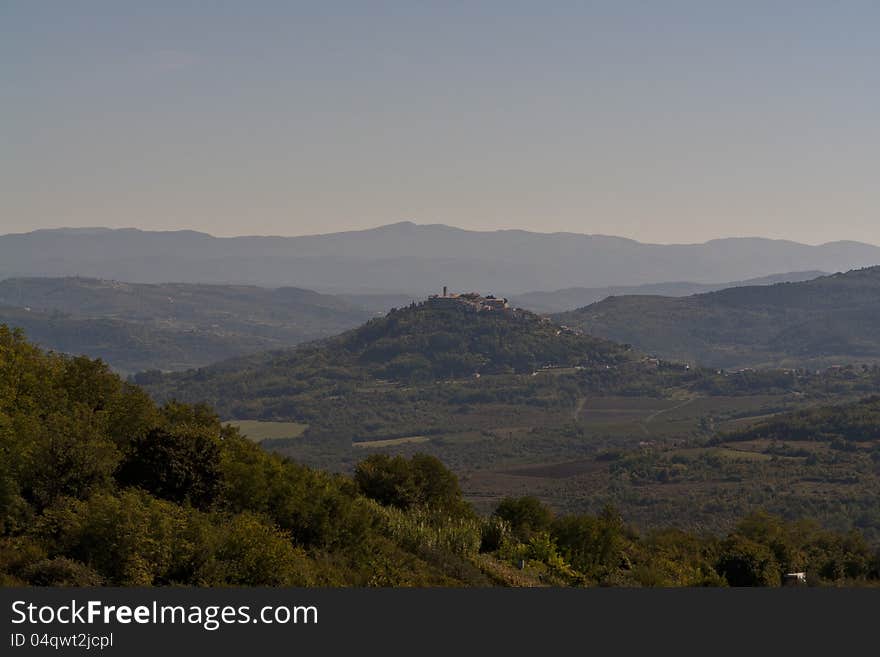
[353, 435, 431, 448]
[226, 419, 309, 442]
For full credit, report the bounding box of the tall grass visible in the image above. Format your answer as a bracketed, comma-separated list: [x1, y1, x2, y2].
[369, 502, 482, 558]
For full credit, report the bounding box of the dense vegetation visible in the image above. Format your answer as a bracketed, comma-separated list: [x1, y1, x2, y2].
[0, 325, 497, 586]
[0, 277, 371, 373]
[3, 325, 878, 587]
[555, 266, 880, 369]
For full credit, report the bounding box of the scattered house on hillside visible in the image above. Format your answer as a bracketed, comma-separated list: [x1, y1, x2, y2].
[481, 295, 509, 310]
[783, 572, 807, 586]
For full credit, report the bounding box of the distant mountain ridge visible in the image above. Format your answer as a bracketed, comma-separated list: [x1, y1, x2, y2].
[554, 266, 880, 369]
[2, 223, 878, 295]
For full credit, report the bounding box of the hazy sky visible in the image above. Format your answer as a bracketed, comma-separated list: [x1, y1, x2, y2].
[3, 2, 879, 244]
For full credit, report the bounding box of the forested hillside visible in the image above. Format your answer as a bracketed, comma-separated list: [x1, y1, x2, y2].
[721, 395, 880, 446]
[0, 324, 491, 586]
[3, 325, 879, 587]
[555, 266, 880, 369]
[144, 300, 634, 414]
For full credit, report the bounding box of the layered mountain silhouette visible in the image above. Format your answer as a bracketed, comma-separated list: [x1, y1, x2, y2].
[2, 223, 878, 294]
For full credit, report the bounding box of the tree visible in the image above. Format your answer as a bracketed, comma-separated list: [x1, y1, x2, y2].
[409, 454, 468, 515]
[551, 507, 630, 583]
[354, 454, 419, 509]
[21, 558, 103, 586]
[21, 409, 121, 509]
[116, 427, 222, 509]
[355, 453, 468, 515]
[205, 513, 316, 586]
[39, 491, 183, 586]
[716, 535, 781, 586]
[494, 497, 553, 542]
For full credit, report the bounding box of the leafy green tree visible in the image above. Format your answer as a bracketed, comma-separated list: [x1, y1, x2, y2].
[21, 557, 103, 586]
[0, 536, 47, 586]
[494, 496, 553, 542]
[409, 454, 469, 515]
[551, 507, 631, 583]
[354, 453, 468, 515]
[355, 454, 420, 509]
[716, 535, 781, 586]
[734, 512, 805, 574]
[632, 529, 725, 587]
[38, 490, 185, 585]
[20, 409, 121, 509]
[116, 426, 222, 509]
[204, 513, 316, 586]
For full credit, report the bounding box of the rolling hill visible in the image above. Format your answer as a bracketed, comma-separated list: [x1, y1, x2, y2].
[144, 296, 636, 415]
[0, 277, 372, 373]
[2, 223, 878, 294]
[509, 271, 827, 313]
[554, 267, 880, 369]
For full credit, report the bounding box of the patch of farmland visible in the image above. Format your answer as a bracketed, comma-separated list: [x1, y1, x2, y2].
[226, 419, 308, 442]
[352, 435, 431, 448]
[500, 459, 601, 479]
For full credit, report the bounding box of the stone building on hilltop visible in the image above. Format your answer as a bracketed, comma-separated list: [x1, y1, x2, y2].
[428, 287, 510, 312]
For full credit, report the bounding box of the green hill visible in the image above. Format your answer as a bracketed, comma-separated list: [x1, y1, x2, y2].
[5, 324, 879, 587]
[554, 266, 880, 369]
[334, 300, 631, 379]
[510, 271, 827, 313]
[144, 298, 634, 416]
[0, 277, 371, 373]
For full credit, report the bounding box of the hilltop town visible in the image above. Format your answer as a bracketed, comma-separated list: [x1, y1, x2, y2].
[428, 287, 511, 312]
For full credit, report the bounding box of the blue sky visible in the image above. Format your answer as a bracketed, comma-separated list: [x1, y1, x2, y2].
[2, 1, 879, 243]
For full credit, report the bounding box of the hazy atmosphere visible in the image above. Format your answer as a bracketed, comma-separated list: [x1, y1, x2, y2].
[7, 1, 880, 609]
[3, 1, 879, 244]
